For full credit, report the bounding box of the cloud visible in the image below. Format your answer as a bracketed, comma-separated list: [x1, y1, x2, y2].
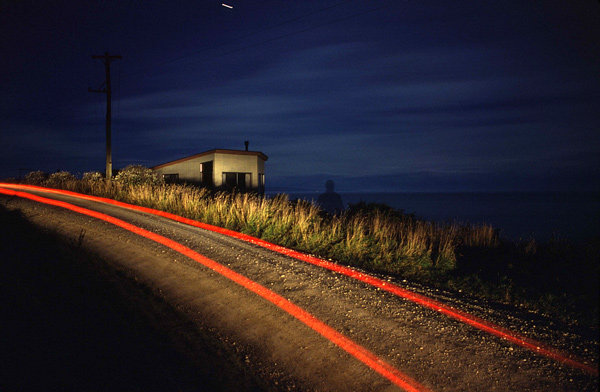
[72, 37, 599, 192]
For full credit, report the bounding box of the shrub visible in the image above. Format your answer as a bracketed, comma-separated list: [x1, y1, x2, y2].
[113, 165, 164, 187]
[23, 171, 47, 185]
[45, 171, 77, 188]
[82, 171, 104, 184]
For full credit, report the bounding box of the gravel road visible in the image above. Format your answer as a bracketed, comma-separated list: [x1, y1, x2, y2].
[1, 187, 598, 391]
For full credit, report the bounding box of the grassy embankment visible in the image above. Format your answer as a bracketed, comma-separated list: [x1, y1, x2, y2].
[10, 169, 600, 329]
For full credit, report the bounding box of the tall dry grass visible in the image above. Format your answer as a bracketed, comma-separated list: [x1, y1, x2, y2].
[55, 179, 499, 279]
[18, 172, 599, 326]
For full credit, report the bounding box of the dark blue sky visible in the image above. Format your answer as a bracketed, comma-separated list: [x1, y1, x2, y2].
[1, 0, 599, 192]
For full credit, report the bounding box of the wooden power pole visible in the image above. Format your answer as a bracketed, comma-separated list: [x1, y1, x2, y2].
[89, 52, 122, 180]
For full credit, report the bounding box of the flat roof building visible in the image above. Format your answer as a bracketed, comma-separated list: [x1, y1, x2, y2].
[151, 148, 268, 194]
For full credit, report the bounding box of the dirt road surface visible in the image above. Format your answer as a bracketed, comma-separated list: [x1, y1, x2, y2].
[1, 187, 598, 391]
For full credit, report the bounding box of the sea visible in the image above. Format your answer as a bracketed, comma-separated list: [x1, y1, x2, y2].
[266, 191, 600, 242]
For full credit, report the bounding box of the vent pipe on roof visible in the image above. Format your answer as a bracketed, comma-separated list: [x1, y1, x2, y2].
[245, 141, 249, 151]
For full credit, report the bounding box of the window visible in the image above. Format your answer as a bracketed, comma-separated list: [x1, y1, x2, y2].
[163, 173, 179, 183]
[222, 172, 251, 191]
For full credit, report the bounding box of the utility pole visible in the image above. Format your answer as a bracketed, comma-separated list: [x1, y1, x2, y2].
[89, 52, 122, 180]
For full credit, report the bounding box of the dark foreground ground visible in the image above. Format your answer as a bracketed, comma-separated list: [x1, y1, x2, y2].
[0, 205, 268, 391]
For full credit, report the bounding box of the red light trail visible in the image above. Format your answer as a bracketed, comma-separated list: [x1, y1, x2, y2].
[1, 183, 597, 376]
[0, 186, 431, 392]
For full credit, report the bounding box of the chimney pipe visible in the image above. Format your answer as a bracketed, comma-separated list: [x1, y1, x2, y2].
[244, 141, 249, 151]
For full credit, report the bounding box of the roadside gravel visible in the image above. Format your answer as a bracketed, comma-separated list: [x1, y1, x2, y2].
[1, 192, 597, 391]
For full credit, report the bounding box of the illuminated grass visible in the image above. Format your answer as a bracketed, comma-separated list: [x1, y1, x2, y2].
[19, 171, 600, 328]
[51, 178, 496, 276]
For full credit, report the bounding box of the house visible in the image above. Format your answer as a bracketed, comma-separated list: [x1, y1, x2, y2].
[151, 147, 268, 194]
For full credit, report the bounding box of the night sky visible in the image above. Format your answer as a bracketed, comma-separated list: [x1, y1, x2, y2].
[1, 0, 599, 192]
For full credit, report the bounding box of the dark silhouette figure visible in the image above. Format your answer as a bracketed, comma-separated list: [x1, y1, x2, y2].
[317, 180, 344, 215]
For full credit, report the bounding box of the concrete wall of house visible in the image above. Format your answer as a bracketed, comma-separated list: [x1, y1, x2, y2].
[214, 152, 262, 188]
[153, 153, 215, 183]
